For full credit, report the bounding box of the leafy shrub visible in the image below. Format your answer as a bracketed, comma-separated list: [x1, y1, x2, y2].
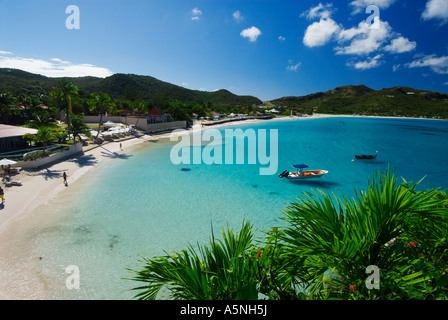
[23, 150, 46, 161]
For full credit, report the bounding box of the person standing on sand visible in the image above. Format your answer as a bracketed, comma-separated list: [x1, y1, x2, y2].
[0, 186, 4, 204]
[63, 172, 68, 186]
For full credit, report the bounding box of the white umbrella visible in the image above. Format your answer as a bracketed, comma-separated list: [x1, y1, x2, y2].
[90, 130, 103, 138]
[0, 158, 17, 166]
[104, 121, 115, 126]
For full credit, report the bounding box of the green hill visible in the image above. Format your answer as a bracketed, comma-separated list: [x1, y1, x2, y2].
[1, 68, 447, 119]
[0, 68, 262, 107]
[270, 85, 448, 119]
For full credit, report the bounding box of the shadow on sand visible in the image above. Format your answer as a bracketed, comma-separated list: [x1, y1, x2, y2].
[69, 154, 99, 167]
[99, 146, 133, 160]
[30, 168, 67, 181]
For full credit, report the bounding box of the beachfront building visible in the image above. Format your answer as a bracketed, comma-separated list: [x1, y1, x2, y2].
[147, 107, 168, 124]
[212, 112, 224, 120]
[0, 124, 37, 155]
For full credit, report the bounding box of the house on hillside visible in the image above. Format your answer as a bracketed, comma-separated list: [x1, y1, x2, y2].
[147, 107, 168, 124]
[266, 108, 280, 114]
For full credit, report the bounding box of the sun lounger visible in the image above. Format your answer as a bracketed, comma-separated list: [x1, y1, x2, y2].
[10, 167, 21, 174]
[5, 180, 22, 187]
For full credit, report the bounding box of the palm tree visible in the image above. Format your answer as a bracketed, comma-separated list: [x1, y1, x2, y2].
[50, 79, 78, 129]
[87, 92, 114, 140]
[127, 168, 448, 300]
[134, 101, 148, 130]
[277, 167, 448, 299]
[0, 92, 16, 124]
[20, 94, 42, 122]
[32, 126, 56, 154]
[127, 221, 269, 300]
[26, 110, 57, 129]
[69, 114, 91, 143]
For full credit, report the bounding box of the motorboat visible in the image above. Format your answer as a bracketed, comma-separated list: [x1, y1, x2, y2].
[355, 151, 378, 160]
[279, 164, 328, 180]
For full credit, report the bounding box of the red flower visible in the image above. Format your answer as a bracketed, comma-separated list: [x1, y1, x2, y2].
[408, 241, 417, 248]
[349, 285, 356, 293]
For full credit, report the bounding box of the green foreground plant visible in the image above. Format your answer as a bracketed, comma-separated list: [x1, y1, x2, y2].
[127, 168, 448, 300]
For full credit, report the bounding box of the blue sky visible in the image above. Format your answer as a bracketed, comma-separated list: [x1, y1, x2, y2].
[0, 0, 447, 101]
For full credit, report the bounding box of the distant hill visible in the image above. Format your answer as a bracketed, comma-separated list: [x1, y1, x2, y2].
[1, 69, 447, 118]
[270, 85, 448, 118]
[0, 68, 262, 107]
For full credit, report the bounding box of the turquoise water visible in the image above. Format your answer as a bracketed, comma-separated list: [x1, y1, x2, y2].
[28, 117, 448, 299]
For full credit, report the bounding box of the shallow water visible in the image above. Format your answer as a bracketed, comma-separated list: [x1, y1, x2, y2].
[14, 117, 448, 299]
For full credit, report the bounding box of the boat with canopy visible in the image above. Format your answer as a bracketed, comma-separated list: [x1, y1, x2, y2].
[279, 164, 328, 180]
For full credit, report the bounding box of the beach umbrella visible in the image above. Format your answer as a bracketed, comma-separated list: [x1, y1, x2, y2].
[0, 158, 17, 166]
[90, 130, 103, 138]
[104, 121, 115, 126]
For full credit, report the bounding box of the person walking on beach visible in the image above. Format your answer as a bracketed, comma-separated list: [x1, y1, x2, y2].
[63, 172, 68, 186]
[0, 186, 4, 205]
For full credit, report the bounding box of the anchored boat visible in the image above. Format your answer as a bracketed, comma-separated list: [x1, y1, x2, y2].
[355, 151, 378, 160]
[279, 164, 328, 180]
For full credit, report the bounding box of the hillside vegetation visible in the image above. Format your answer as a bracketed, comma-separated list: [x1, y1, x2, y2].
[1, 68, 448, 119]
[270, 85, 448, 119]
[0, 68, 262, 107]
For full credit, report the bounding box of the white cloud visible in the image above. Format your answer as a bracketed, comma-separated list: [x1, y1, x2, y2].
[0, 52, 113, 78]
[303, 18, 340, 48]
[444, 81, 448, 85]
[301, 3, 418, 72]
[278, 36, 286, 41]
[350, 0, 396, 14]
[393, 64, 401, 72]
[335, 18, 392, 55]
[349, 54, 384, 70]
[191, 7, 202, 21]
[422, 0, 448, 24]
[286, 60, 302, 72]
[384, 36, 417, 53]
[0, 50, 12, 55]
[406, 54, 448, 74]
[233, 10, 244, 23]
[338, 20, 370, 42]
[301, 2, 335, 20]
[240, 26, 262, 42]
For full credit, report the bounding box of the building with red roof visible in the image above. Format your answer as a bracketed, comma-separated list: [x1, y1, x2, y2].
[147, 107, 168, 124]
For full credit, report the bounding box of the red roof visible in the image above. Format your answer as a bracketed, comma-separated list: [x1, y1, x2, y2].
[148, 107, 165, 116]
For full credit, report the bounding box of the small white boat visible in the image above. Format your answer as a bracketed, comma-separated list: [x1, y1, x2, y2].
[279, 164, 328, 180]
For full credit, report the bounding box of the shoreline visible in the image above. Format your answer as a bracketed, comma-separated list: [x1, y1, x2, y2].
[0, 113, 444, 299]
[0, 133, 157, 299]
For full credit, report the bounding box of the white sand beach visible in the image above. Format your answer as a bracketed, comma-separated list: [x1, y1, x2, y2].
[0, 133, 158, 299]
[0, 113, 438, 299]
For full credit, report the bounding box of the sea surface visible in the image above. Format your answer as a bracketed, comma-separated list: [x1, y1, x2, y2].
[18, 117, 448, 299]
